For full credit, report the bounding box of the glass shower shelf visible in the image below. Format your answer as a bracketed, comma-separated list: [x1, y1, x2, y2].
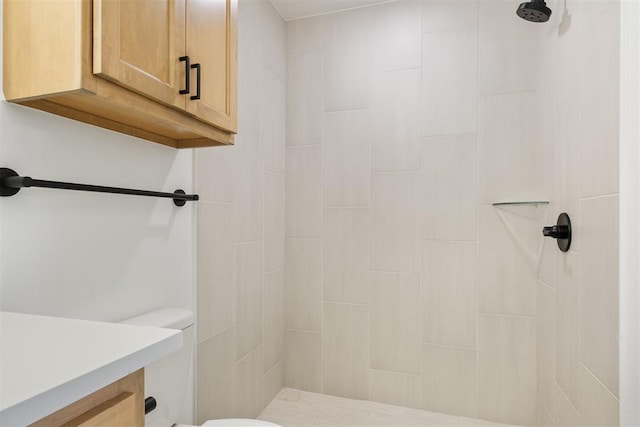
[492, 200, 550, 206]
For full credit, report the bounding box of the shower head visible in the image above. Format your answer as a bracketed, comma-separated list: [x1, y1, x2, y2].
[516, 0, 552, 23]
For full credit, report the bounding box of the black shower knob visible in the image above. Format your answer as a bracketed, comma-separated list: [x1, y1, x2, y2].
[542, 213, 572, 252]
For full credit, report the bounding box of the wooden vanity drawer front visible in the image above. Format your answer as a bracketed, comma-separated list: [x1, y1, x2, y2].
[29, 370, 144, 427]
[62, 392, 136, 427]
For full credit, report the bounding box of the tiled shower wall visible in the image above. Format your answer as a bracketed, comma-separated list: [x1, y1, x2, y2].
[536, 0, 620, 425]
[285, 0, 619, 426]
[195, 0, 286, 421]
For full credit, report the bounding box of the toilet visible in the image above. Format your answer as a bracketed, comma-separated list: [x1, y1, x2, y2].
[120, 308, 280, 427]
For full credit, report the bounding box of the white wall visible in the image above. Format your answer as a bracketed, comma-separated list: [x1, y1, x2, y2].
[620, 0, 640, 425]
[0, 1, 194, 323]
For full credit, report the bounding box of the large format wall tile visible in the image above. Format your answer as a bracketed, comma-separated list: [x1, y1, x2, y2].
[323, 303, 369, 399]
[555, 100, 581, 252]
[236, 346, 264, 418]
[237, 0, 263, 132]
[284, 329, 323, 393]
[370, 272, 420, 374]
[478, 93, 539, 204]
[197, 327, 236, 422]
[195, 146, 235, 203]
[323, 8, 371, 111]
[580, 195, 619, 397]
[422, 0, 478, 33]
[263, 361, 284, 409]
[537, 251, 581, 426]
[264, 172, 285, 272]
[535, 41, 556, 167]
[545, 381, 581, 427]
[536, 398, 555, 427]
[478, 314, 536, 425]
[263, 269, 284, 373]
[369, 370, 421, 409]
[287, 16, 323, 56]
[235, 129, 264, 243]
[371, 0, 422, 72]
[478, 206, 537, 316]
[421, 241, 476, 348]
[286, 146, 322, 237]
[260, 0, 286, 81]
[479, 0, 538, 95]
[235, 242, 264, 361]
[323, 110, 370, 206]
[284, 238, 322, 332]
[555, 251, 580, 409]
[197, 203, 236, 343]
[323, 208, 370, 304]
[555, 0, 581, 109]
[287, 50, 323, 147]
[536, 159, 556, 288]
[261, 70, 286, 174]
[579, 2, 620, 198]
[422, 344, 477, 418]
[537, 281, 555, 414]
[422, 25, 478, 136]
[371, 172, 419, 272]
[579, 365, 620, 426]
[371, 69, 421, 172]
[421, 134, 477, 241]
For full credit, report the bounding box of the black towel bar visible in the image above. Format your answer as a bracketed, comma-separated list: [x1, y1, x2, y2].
[0, 167, 198, 207]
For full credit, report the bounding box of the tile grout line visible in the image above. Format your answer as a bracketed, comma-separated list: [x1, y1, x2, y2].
[580, 363, 621, 403]
[422, 341, 478, 351]
[475, 5, 481, 416]
[478, 312, 537, 320]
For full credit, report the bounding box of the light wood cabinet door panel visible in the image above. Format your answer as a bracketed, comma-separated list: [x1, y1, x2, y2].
[185, 0, 237, 132]
[94, 0, 186, 110]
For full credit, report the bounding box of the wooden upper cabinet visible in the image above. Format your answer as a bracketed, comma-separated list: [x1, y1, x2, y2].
[2, 0, 237, 148]
[185, 0, 237, 132]
[94, 0, 187, 111]
[93, 0, 237, 133]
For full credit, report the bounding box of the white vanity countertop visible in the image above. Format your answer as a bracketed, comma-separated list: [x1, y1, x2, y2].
[0, 311, 182, 426]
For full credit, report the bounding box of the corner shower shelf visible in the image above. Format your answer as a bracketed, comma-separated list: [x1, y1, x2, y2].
[492, 201, 549, 206]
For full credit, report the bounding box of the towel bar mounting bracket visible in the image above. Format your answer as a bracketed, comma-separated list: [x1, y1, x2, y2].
[0, 168, 20, 197]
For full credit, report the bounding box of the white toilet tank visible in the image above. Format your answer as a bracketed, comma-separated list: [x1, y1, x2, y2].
[120, 308, 195, 427]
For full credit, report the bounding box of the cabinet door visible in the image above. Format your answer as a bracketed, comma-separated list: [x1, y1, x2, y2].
[185, 0, 237, 133]
[94, 0, 186, 110]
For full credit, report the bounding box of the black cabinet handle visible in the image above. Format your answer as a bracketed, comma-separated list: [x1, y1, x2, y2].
[145, 397, 157, 414]
[190, 63, 201, 100]
[179, 56, 190, 95]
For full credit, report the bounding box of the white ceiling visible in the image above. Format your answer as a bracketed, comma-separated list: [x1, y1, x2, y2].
[269, 0, 392, 21]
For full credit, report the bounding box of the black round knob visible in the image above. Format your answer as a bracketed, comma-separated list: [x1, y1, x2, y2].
[542, 213, 572, 252]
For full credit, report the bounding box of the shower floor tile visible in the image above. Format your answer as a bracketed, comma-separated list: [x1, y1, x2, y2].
[258, 388, 520, 427]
